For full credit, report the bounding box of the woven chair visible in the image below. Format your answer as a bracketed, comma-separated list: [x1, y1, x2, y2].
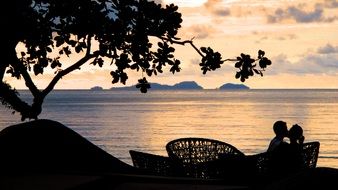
[254, 141, 320, 175]
[250, 152, 271, 175]
[302, 141, 320, 168]
[129, 150, 184, 177]
[166, 137, 245, 179]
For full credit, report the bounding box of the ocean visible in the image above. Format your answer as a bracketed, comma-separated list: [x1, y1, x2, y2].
[0, 89, 337, 168]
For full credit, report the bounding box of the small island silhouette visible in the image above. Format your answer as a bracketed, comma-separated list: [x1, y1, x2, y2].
[90, 86, 104, 91]
[96, 81, 250, 91]
[218, 83, 250, 90]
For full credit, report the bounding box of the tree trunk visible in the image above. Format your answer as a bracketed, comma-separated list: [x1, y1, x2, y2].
[0, 64, 7, 81]
[0, 38, 43, 120]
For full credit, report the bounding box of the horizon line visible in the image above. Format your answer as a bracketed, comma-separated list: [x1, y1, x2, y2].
[15, 88, 338, 90]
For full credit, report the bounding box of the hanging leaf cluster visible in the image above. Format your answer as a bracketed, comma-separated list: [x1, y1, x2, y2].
[199, 47, 224, 74]
[235, 50, 272, 82]
[136, 77, 150, 93]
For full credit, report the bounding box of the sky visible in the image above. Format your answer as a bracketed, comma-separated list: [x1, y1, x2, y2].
[5, 0, 338, 89]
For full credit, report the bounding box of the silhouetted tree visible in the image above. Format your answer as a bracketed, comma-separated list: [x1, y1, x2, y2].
[0, 0, 271, 121]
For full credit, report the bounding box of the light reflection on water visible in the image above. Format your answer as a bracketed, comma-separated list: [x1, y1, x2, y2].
[0, 89, 338, 168]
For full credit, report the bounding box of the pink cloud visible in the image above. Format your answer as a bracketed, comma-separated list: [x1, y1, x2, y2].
[204, 0, 231, 16]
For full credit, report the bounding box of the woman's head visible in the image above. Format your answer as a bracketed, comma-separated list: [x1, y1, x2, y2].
[289, 124, 303, 141]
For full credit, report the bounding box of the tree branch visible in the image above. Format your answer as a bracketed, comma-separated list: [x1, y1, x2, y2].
[42, 54, 96, 97]
[0, 64, 7, 81]
[86, 34, 93, 56]
[2, 40, 40, 96]
[7, 45, 41, 97]
[0, 82, 34, 121]
[160, 37, 244, 63]
[12, 61, 40, 96]
[42, 35, 96, 97]
[223, 58, 238, 62]
[160, 36, 204, 57]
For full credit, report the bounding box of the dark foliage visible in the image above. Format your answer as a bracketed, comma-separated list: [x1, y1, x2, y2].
[0, 0, 271, 120]
[234, 50, 271, 82]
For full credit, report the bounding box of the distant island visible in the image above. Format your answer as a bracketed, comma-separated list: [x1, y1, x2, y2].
[218, 83, 250, 90]
[110, 81, 203, 90]
[90, 86, 104, 91]
[105, 81, 249, 91]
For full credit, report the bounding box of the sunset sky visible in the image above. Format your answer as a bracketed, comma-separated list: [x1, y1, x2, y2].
[6, 0, 338, 89]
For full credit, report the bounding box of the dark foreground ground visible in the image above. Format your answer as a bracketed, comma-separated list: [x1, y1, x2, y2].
[0, 119, 337, 190]
[0, 173, 250, 190]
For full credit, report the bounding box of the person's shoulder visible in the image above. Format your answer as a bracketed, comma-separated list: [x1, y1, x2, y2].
[270, 137, 281, 145]
[289, 142, 302, 150]
[275, 141, 290, 152]
[267, 138, 280, 151]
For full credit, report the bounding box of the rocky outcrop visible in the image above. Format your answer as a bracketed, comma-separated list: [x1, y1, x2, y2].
[0, 119, 137, 175]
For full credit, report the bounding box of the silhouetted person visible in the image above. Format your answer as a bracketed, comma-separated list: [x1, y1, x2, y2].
[267, 120, 288, 152]
[284, 124, 305, 172]
[268, 124, 306, 176]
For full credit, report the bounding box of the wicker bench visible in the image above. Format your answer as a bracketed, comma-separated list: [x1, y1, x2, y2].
[129, 150, 184, 177]
[166, 137, 245, 179]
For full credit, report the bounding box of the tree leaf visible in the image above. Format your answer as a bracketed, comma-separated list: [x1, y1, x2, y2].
[235, 72, 241, 79]
[258, 50, 265, 58]
[235, 62, 242, 68]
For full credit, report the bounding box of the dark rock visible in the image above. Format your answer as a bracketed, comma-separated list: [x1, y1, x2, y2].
[0, 119, 137, 175]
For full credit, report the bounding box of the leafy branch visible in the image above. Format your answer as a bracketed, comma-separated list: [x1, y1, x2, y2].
[1, 0, 272, 121]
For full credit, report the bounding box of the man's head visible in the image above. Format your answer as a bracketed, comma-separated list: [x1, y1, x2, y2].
[273, 120, 288, 138]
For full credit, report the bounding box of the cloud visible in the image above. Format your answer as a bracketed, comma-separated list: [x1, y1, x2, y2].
[152, 0, 163, 5]
[288, 34, 298, 40]
[203, 0, 231, 16]
[268, 6, 321, 23]
[267, 5, 338, 23]
[322, 0, 338, 8]
[275, 34, 298, 41]
[181, 24, 217, 39]
[317, 44, 338, 54]
[303, 54, 338, 72]
[270, 53, 338, 75]
[254, 33, 298, 43]
[288, 6, 323, 22]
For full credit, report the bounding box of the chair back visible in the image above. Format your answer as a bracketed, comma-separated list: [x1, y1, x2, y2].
[302, 141, 320, 168]
[166, 137, 244, 178]
[253, 141, 320, 176]
[252, 152, 271, 174]
[129, 150, 183, 177]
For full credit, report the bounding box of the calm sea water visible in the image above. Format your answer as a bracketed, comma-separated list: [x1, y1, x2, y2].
[1, 89, 338, 168]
